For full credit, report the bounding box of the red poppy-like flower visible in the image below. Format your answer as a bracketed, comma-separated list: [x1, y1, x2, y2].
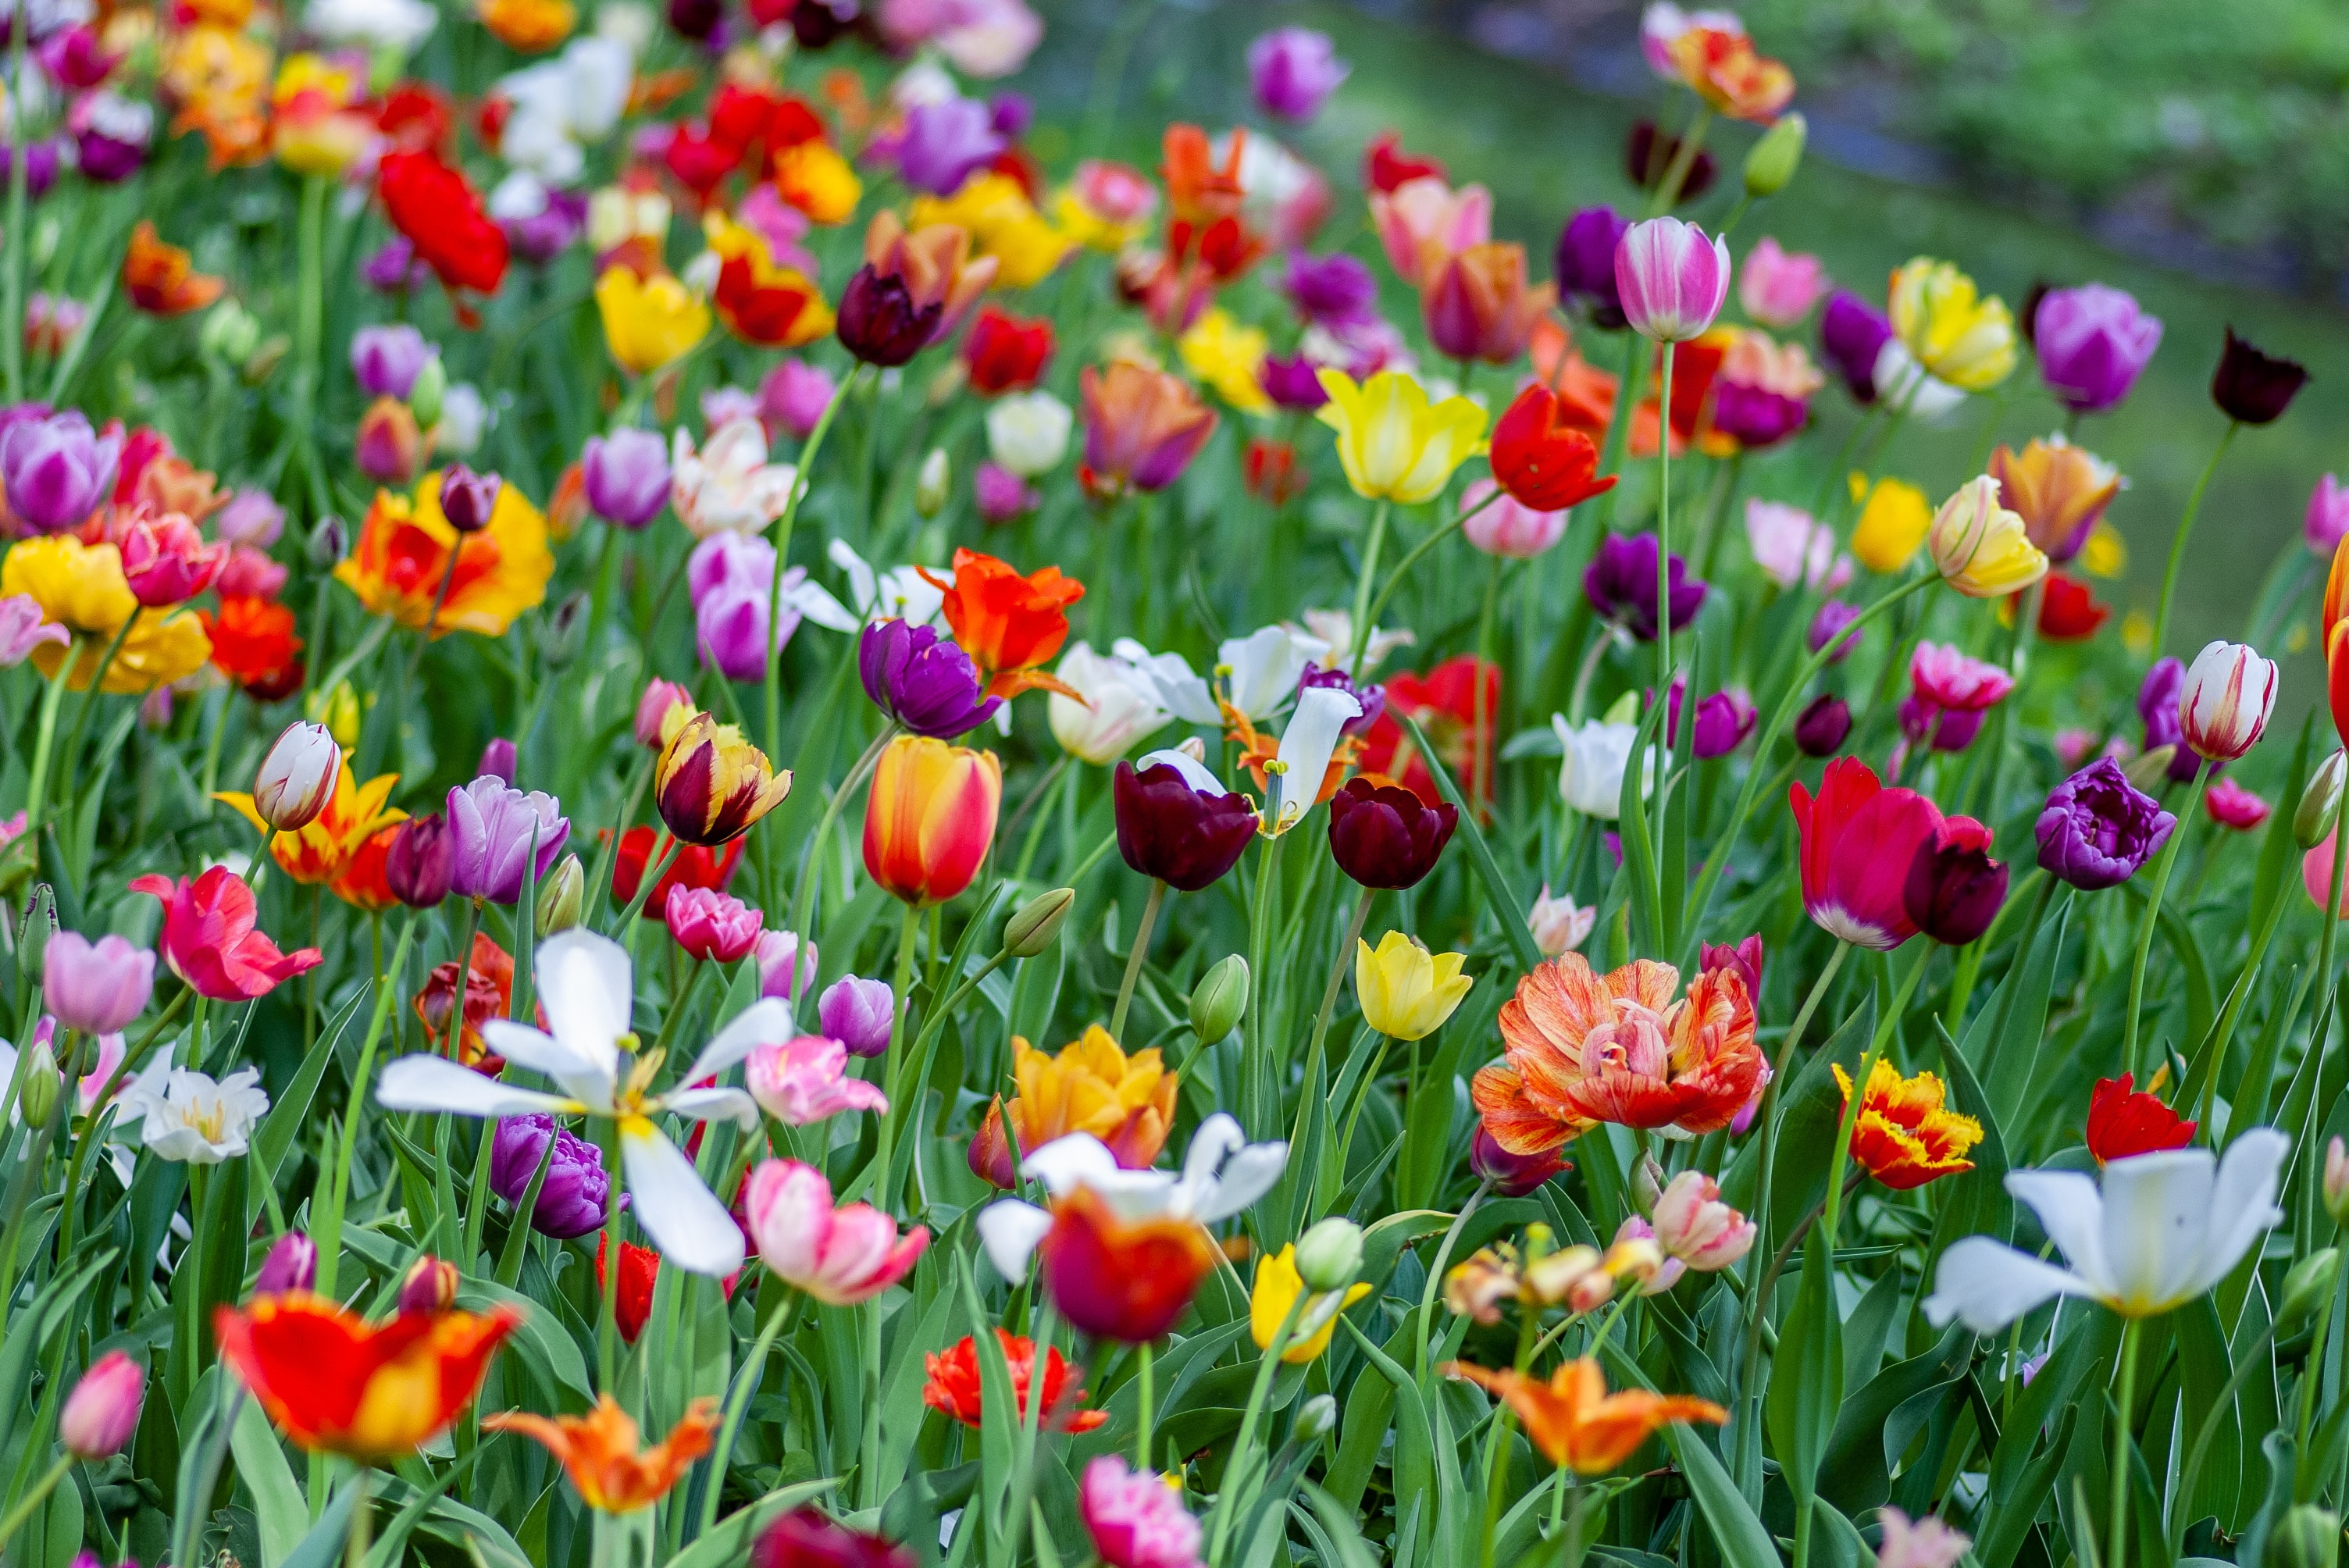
[924, 547, 1085, 700]
[198, 594, 305, 699]
[2034, 572, 2110, 642]
[1789, 757, 1944, 951]
[1356, 655, 1502, 808]
[1037, 1189, 1215, 1344]
[594, 1235, 660, 1344]
[961, 306, 1053, 394]
[606, 825, 743, 909]
[2083, 1073, 2197, 1164]
[214, 1292, 519, 1458]
[1490, 385, 1618, 512]
[922, 1331, 1109, 1432]
[414, 931, 516, 1069]
[378, 150, 509, 298]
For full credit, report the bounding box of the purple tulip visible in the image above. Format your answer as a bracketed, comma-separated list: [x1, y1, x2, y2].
[385, 812, 454, 907]
[1615, 217, 1727, 343]
[215, 489, 284, 547]
[73, 127, 144, 182]
[349, 324, 434, 401]
[1, 411, 118, 533]
[974, 460, 1037, 523]
[753, 929, 816, 1001]
[1711, 381, 1808, 447]
[477, 737, 518, 785]
[2137, 656, 2206, 783]
[989, 93, 1033, 140]
[1260, 353, 1331, 411]
[1554, 206, 1630, 330]
[490, 1114, 616, 1238]
[1807, 600, 1862, 663]
[439, 464, 501, 533]
[362, 238, 432, 294]
[1470, 1127, 1566, 1196]
[0, 140, 62, 199]
[1690, 690, 1757, 760]
[759, 359, 837, 440]
[2036, 757, 2175, 891]
[879, 96, 1003, 196]
[446, 776, 570, 905]
[1299, 663, 1384, 737]
[1794, 693, 1851, 757]
[43, 932, 154, 1035]
[1898, 699, 1984, 754]
[1282, 251, 1376, 330]
[858, 618, 1002, 739]
[697, 581, 795, 682]
[1820, 290, 1893, 404]
[2309, 474, 2349, 558]
[818, 975, 895, 1059]
[582, 428, 671, 529]
[1584, 531, 1706, 641]
[255, 1231, 317, 1294]
[1248, 27, 1349, 122]
[2033, 283, 2162, 415]
[504, 187, 586, 265]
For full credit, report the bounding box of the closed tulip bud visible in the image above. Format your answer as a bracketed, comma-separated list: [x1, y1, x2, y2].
[477, 738, 518, 785]
[1631, 1153, 1667, 1213]
[1294, 1217, 1365, 1292]
[2123, 746, 2178, 793]
[541, 590, 589, 670]
[2282, 1249, 2341, 1330]
[1795, 693, 1852, 757]
[251, 722, 341, 830]
[2301, 754, 2348, 849]
[2328, 1136, 2349, 1226]
[307, 513, 348, 568]
[1005, 886, 1075, 957]
[1293, 1393, 1338, 1445]
[409, 355, 447, 429]
[384, 812, 454, 907]
[199, 298, 260, 362]
[1470, 1127, 1567, 1196]
[536, 854, 585, 935]
[1742, 112, 1806, 197]
[19, 1039, 60, 1128]
[255, 1230, 317, 1294]
[1191, 954, 1249, 1046]
[59, 1351, 143, 1459]
[398, 1254, 459, 1313]
[440, 464, 502, 534]
[914, 447, 950, 519]
[2271, 1507, 2340, 1568]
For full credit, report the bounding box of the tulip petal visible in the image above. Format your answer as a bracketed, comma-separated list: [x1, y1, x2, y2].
[1922, 1235, 2092, 1333]
[618, 1117, 747, 1277]
[1194, 1142, 1289, 1224]
[2095, 1149, 2215, 1313]
[376, 1054, 583, 1118]
[2183, 1127, 2288, 1299]
[1268, 686, 1361, 831]
[976, 1199, 1053, 1281]
[535, 930, 632, 1082]
[2003, 1168, 2110, 1292]
[478, 1020, 615, 1105]
[678, 997, 795, 1085]
[1022, 1132, 1121, 1195]
[661, 1086, 762, 1129]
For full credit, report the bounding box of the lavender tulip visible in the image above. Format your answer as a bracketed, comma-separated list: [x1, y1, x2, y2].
[1300, 664, 1384, 737]
[1247, 27, 1349, 121]
[362, 238, 432, 294]
[255, 1230, 317, 1294]
[0, 140, 62, 199]
[0, 411, 119, 533]
[478, 737, 518, 785]
[1584, 532, 1706, 640]
[1554, 206, 1630, 330]
[504, 187, 586, 265]
[214, 489, 284, 547]
[2035, 757, 2176, 891]
[2033, 283, 2162, 415]
[1807, 600, 1862, 663]
[1282, 251, 1376, 330]
[858, 618, 1003, 739]
[349, 324, 435, 401]
[43, 932, 154, 1036]
[883, 96, 1003, 196]
[754, 930, 817, 1001]
[759, 359, 836, 440]
[582, 428, 671, 528]
[818, 975, 895, 1058]
[490, 1114, 616, 1238]
[445, 776, 569, 905]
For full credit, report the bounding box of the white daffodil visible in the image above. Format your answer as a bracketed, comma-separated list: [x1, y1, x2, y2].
[1552, 715, 1646, 819]
[377, 929, 794, 1276]
[119, 1064, 269, 1165]
[975, 1112, 1288, 1281]
[1113, 625, 1332, 725]
[829, 539, 948, 625]
[1263, 686, 1361, 835]
[1048, 643, 1174, 765]
[1111, 640, 1220, 725]
[1923, 1129, 2289, 1333]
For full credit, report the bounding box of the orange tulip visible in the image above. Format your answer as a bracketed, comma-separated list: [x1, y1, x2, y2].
[336, 472, 555, 640]
[2326, 531, 2349, 744]
[924, 547, 1085, 700]
[1422, 243, 1555, 365]
[1447, 1359, 1725, 1474]
[1989, 438, 2121, 561]
[1832, 1059, 1984, 1190]
[1667, 27, 1795, 123]
[966, 1027, 1178, 1188]
[213, 1292, 519, 1458]
[124, 223, 227, 316]
[328, 824, 403, 912]
[862, 734, 1000, 907]
[484, 1395, 717, 1513]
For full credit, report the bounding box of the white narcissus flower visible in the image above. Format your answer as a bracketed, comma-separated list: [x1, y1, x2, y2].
[1552, 715, 1644, 819]
[985, 390, 1072, 478]
[378, 929, 797, 1276]
[1047, 643, 1174, 765]
[120, 1065, 270, 1164]
[828, 539, 946, 625]
[1226, 625, 1331, 717]
[1923, 1129, 2289, 1333]
[672, 418, 800, 538]
[1870, 340, 1967, 423]
[1264, 686, 1361, 835]
[1527, 885, 1595, 956]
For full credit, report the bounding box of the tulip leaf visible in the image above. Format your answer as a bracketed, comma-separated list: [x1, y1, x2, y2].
[251, 985, 368, 1213]
[1664, 1417, 1782, 1568]
[1763, 1227, 1843, 1505]
[230, 1394, 307, 1568]
[1395, 715, 1542, 976]
[1964, 888, 2073, 1134]
[1927, 1017, 2015, 1274]
[1817, 1322, 1969, 1515]
[2173, 1295, 2244, 1531]
[267, 1463, 360, 1568]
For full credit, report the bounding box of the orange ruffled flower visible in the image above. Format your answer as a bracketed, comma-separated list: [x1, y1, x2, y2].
[337, 471, 554, 639]
[415, 931, 517, 1067]
[1832, 1058, 1984, 1190]
[923, 1330, 1108, 1433]
[165, 25, 273, 169]
[925, 547, 1084, 700]
[123, 223, 226, 316]
[1473, 954, 1761, 1151]
[484, 1395, 716, 1513]
[1447, 1359, 1726, 1474]
[199, 594, 305, 699]
[1668, 27, 1795, 123]
[967, 1026, 1178, 1188]
[218, 761, 405, 886]
[214, 1292, 520, 1459]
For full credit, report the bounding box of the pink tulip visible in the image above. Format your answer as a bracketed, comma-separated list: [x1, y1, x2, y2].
[1744, 498, 1848, 591]
[665, 886, 763, 964]
[745, 1036, 889, 1127]
[1460, 477, 1567, 558]
[43, 932, 154, 1036]
[59, 1350, 143, 1459]
[1650, 1170, 1756, 1270]
[1081, 1456, 1204, 1568]
[1614, 217, 1731, 344]
[742, 1158, 929, 1306]
[1735, 237, 1826, 328]
[1909, 641, 2016, 714]
[1368, 176, 1490, 290]
[0, 593, 66, 667]
[116, 509, 226, 608]
[2308, 474, 2349, 557]
[2180, 640, 2278, 763]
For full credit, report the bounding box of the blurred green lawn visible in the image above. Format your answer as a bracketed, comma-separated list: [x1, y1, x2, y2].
[1024, 0, 2349, 703]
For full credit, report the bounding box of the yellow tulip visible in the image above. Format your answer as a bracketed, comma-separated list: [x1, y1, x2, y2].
[1847, 474, 1933, 575]
[771, 141, 864, 227]
[1887, 258, 2016, 392]
[0, 534, 212, 692]
[594, 266, 709, 376]
[1928, 476, 2048, 598]
[1249, 1245, 1373, 1364]
[910, 173, 1071, 290]
[1354, 931, 1473, 1042]
[1314, 369, 1488, 504]
[1177, 309, 1270, 415]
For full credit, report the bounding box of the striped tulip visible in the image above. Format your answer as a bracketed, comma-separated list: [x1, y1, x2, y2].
[1613, 219, 1730, 344]
[862, 734, 1002, 907]
[654, 711, 793, 848]
[2180, 640, 2277, 762]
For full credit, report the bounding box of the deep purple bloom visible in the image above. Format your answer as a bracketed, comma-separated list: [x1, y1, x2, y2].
[2211, 328, 2308, 426]
[0, 140, 62, 199]
[438, 464, 501, 533]
[446, 776, 570, 905]
[73, 126, 144, 182]
[477, 737, 518, 785]
[880, 97, 1003, 195]
[1, 410, 118, 533]
[1685, 687, 1756, 760]
[582, 428, 671, 528]
[818, 975, 895, 1058]
[1807, 600, 1862, 663]
[2035, 757, 2176, 890]
[362, 238, 432, 294]
[1282, 251, 1377, 330]
[255, 1231, 317, 1294]
[1904, 822, 2008, 946]
[1113, 757, 1259, 893]
[1711, 382, 1808, 447]
[1328, 776, 1458, 890]
[1898, 699, 1984, 754]
[836, 265, 940, 367]
[504, 187, 586, 265]
[2137, 656, 2205, 782]
[1260, 353, 1331, 411]
[1583, 531, 1705, 641]
[2033, 284, 2161, 414]
[384, 813, 454, 907]
[1471, 1128, 1567, 1196]
[858, 618, 1002, 739]
[1794, 694, 1850, 757]
[1820, 291, 1893, 404]
[1300, 664, 1384, 736]
[349, 324, 434, 401]
[1625, 121, 1716, 200]
[1248, 27, 1349, 121]
[490, 1114, 615, 1238]
[667, 0, 719, 38]
[1554, 206, 1630, 330]
[36, 27, 113, 88]
[989, 93, 1033, 140]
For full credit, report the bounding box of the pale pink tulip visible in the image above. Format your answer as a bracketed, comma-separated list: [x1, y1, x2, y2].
[1460, 476, 1568, 558]
[1370, 176, 1490, 289]
[1615, 217, 1730, 344]
[1650, 1169, 1756, 1270]
[1736, 237, 1826, 329]
[745, 1036, 889, 1127]
[742, 1158, 929, 1305]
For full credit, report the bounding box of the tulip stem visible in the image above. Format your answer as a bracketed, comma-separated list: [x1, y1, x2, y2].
[2109, 1317, 2142, 1568]
[1244, 833, 1287, 1140]
[765, 365, 864, 764]
[596, 1114, 625, 1393]
[1360, 486, 1507, 645]
[315, 914, 414, 1307]
[1820, 944, 1929, 1252]
[700, 1289, 802, 1535]
[0, 1455, 73, 1561]
[2121, 768, 2207, 1077]
[1108, 880, 1166, 1046]
[582, 753, 652, 933]
[0, 10, 24, 404]
[1135, 1340, 1156, 1471]
[53, 615, 137, 832]
[1346, 502, 1391, 672]
[1652, 344, 1677, 882]
[1594, 336, 1647, 533]
[2150, 422, 2237, 661]
[1208, 1293, 1306, 1567]
[608, 839, 683, 937]
[19, 655, 72, 836]
[1413, 1181, 1491, 1385]
[785, 721, 898, 1028]
[1646, 107, 1714, 217]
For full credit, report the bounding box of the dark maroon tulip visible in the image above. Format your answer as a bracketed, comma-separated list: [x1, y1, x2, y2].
[752, 1507, 911, 1568]
[1584, 532, 1705, 641]
[1698, 934, 1763, 1000]
[1113, 759, 1259, 893]
[1327, 776, 1458, 890]
[1793, 693, 1851, 757]
[1471, 1128, 1567, 1197]
[836, 265, 940, 367]
[384, 812, 454, 907]
[1903, 817, 2007, 946]
[666, 0, 719, 37]
[439, 464, 501, 533]
[1624, 120, 1716, 201]
[2210, 328, 2308, 426]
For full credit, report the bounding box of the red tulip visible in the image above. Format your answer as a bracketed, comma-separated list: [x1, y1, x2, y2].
[2083, 1073, 2196, 1164]
[1489, 386, 1618, 513]
[376, 150, 508, 298]
[1788, 757, 1944, 951]
[961, 306, 1053, 394]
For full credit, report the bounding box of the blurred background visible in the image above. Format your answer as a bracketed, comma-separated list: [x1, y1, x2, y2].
[1023, 0, 2349, 718]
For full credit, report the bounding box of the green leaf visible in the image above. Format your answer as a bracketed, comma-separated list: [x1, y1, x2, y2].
[267, 1463, 360, 1568]
[230, 1395, 307, 1568]
[1962, 889, 2072, 1132]
[1764, 1228, 1843, 1503]
[665, 1478, 843, 1568]
[1817, 1324, 1969, 1516]
[1396, 714, 1542, 976]
[1927, 1017, 2016, 1275]
[1667, 1420, 1782, 1568]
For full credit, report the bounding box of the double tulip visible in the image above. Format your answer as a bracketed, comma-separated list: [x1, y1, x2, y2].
[1927, 476, 2047, 598]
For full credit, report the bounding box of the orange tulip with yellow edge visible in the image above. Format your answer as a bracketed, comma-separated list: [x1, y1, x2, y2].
[863, 733, 1000, 906]
[484, 1396, 717, 1512]
[218, 761, 407, 886]
[335, 471, 555, 639]
[1447, 1359, 1727, 1473]
[1832, 1058, 1985, 1190]
[2325, 529, 2349, 746]
[476, 0, 575, 51]
[214, 1293, 520, 1459]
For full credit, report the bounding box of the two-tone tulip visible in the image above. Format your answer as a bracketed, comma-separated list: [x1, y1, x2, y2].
[1614, 218, 1730, 344]
[2180, 640, 2279, 762]
[654, 711, 793, 848]
[1927, 476, 2046, 598]
[863, 734, 1001, 906]
[252, 722, 341, 832]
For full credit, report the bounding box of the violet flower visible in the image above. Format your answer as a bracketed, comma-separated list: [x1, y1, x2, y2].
[2033, 283, 2161, 414]
[2137, 657, 2205, 782]
[350, 324, 434, 401]
[1300, 663, 1384, 737]
[858, 618, 1002, 739]
[445, 776, 570, 905]
[1248, 27, 1349, 122]
[1554, 206, 1630, 330]
[1820, 290, 1893, 404]
[1282, 251, 1377, 330]
[582, 428, 671, 529]
[2035, 757, 2175, 891]
[1584, 531, 1706, 641]
[0, 410, 119, 533]
[490, 1114, 617, 1238]
[818, 975, 894, 1058]
[879, 96, 1003, 196]
[1807, 600, 1862, 663]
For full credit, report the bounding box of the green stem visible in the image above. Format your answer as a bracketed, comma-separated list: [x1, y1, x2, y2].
[0, 1456, 72, 1559]
[1243, 832, 1286, 1139]
[2, 12, 27, 404]
[2123, 768, 2208, 1076]
[1594, 336, 1646, 533]
[1414, 1181, 1491, 1384]
[765, 365, 864, 762]
[597, 1114, 625, 1392]
[2111, 1318, 2142, 1568]
[1135, 1339, 1156, 1471]
[1645, 106, 1715, 216]
[18, 656, 70, 830]
[786, 722, 898, 1027]
[2151, 422, 2237, 661]
[1108, 880, 1167, 1045]
[700, 1290, 800, 1534]
[1360, 486, 1507, 639]
[1346, 502, 1391, 672]
[315, 914, 415, 1302]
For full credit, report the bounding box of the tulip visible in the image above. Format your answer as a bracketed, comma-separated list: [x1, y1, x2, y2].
[1554, 206, 1631, 329]
[863, 733, 1001, 907]
[1328, 775, 1459, 890]
[1422, 242, 1553, 364]
[0, 412, 119, 533]
[923, 1331, 1107, 1433]
[1488, 386, 1617, 514]
[1355, 931, 1472, 1041]
[594, 266, 708, 376]
[1685, 687, 1756, 760]
[350, 323, 435, 400]
[987, 390, 1074, 479]
[130, 868, 323, 1001]
[1928, 476, 2047, 598]
[43, 932, 155, 1037]
[1614, 218, 1730, 344]
[1876, 1512, 1972, 1568]
[975, 461, 1039, 522]
[1190, 956, 1249, 1047]
[2134, 657, 2205, 784]
[1846, 473, 1931, 572]
[743, 1158, 927, 1306]
[1790, 757, 1944, 950]
[966, 1029, 1180, 1188]
[931, 547, 1085, 700]
[1734, 236, 1823, 327]
[1082, 1456, 1203, 1568]
[1113, 753, 1259, 893]
[2180, 640, 2278, 761]
[2035, 757, 2176, 891]
[2330, 1139, 2349, 1226]
[836, 212, 997, 366]
[961, 306, 1053, 395]
[253, 722, 341, 831]
[2083, 1074, 2197, 1165]
[1528, 886, 1595, 957]
[1744, 499, 1847, 592]
[581, 428, 671, 529]
[255, 1231, 318, 1295]
[665, 886, 761, 963]
[1248, 25, 1347, 120]
[745, 1037, 887, 1127]
[446, 775, 570, 904]
[118, 511, 227, 606]
[754, 361, 836, 444]
[1989, 437, 2120, 562]
[879, 95, 1003, 196]
[744, 930, 811, 1003]
[2211, 328, 2308, 425]
[1470, 1127, 1568, 1196]
[2309, 475, 2349, 558]
[1313, 369, 1488, 504]
[1283, 251, 1377, 330]
[818, 976, 895, 1058]
[1793, 693, 1851, 757]
[483, 1396, 718, 1516]
[1902, 817, 2006, 946]
[384, 814, 454, 907]
[1649, 1171, 1755, 1271]
[2033, 284, 2161, 413]
[1076, 363, 1216, 498]
[1371, 173, 1491, 290]
[1888, 258, 2015, 391]
[59, 1351, 144, 1460]
[1047, 643, 1173, 765]
[635, 679, 694, 748]
[654, 711, 793, 847]
[1831, 1057, 1985, 1190]
[489, 1113, 613, 1238]
[1551, 716, 1643, 818]
[355, 397, 425, 484]
[0, 593, 66, 667]
[1447, 1359, 1725, 1474]
[1018, 1187, 1217, 1344]
[1250, 1245, 1371, 1364]
[1584, 532, 1706, 639]
[1460, 478, 1570, 559]
[2207, 778, 2271, 832]
[216, 1294, 521, 1458]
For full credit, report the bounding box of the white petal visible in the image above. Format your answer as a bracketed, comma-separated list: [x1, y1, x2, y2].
[1021, 1132, 1120, 1196]
[2005, 1169, 2111, 1295]
[787, 578, 860, 634]
[661, 1085, 761, 1129]
[1268, 687, 1361, 832]
[618, 1120, 747, 1277]
[1224, 626, 1317, 718]
[1180, 1112, 1246, 1192]
[1134, 748, 1227, 796]
[1922, 1235, 2093, 1333]
[1192, 1142, 1288, 1224]
[2181, 1128, 2289, 1299]
[679, 998, 795, 1084]
[827, 538, 879, 617]
[535, 930, 632, 1080]
[376, 1055, 582, 1117]
[975, 1199, 1053, 1281]
[478, 1020, 612, 1105]
[2098, 1148, 2215, 1313]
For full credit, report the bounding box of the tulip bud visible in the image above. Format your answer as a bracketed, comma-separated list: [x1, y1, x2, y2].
[253, 721, 341, 832]
[307, 513, 348, 568]
[1631, 1153, 1666, 1214]
[536, 853, 585, 935]
[2270, 1506, 2340, 1568]
[440, 464, 501, 534]
[1470, 1128, 1567, 1196]
[1742, 112, 1806, 197]
[244, 334, 291, 384]
[1004, 887, 1075, 958]
[408, 355, 447, 429]
[1793, 693, 1850, 757]
[914, 447, 950, 519]
[541, 590, 590, 670]
[199, 299, 260, 363]
[2123, 745, 2177, 793]
[255, 1230, 318, 1294]
[305, 679, 362, 747]
[1190, 953, 1249, 1046]
[1295, 1217, 1365, 1292]
[58, 1350, 143, 1460]
[2300, 754, 2347, 850]
[19, 1038, 60, 1128]
[2326, 1136, 2349, 1227]
[398, 1254, 459, 1314]
[2282, 1248, 2341, 1330]
[1292, 1393, 1338, 1445]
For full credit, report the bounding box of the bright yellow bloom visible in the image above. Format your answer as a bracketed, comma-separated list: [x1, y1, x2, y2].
[594, 267, 710, 376]
[476, 0, 575, 51]
[911, 173, 1073, 290]
[219, 761, 406, 885]
[1847, 474, 1933, 574]
[1176, 308, 1270, 415]
[1887, 258, 2016, 392]
[335, 473, 555, 638]
[653, 709, 793, 847]
[1314, 369, 1488, 504]
[1355, 931, 1473, 1041]
[770, 141, 863, 226]
[305, 679, 364, 747]
[1052, 191, 1145, 254]
[1928, 475, 2047, 598]
[270, 55, 371, 176]
[1250, 1245, 1372, 1364]
[163, 25, 272, 170]
[0, 536, 212, 692]
[2080, 521, 2126, 578]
